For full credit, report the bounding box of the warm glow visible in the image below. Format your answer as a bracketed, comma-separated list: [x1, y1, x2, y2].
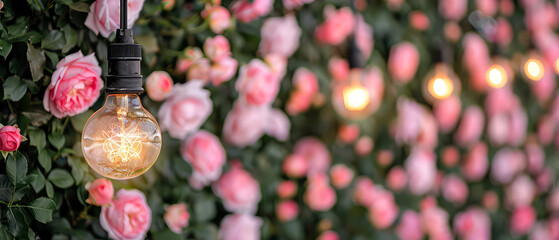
[343, 85, 370, 111]
[102, 123, 147, 163]
[486, 64, 508, 88]
[428, 76, 454, 99]
[524, 58, 544, 81]
[555, 58, 559, 74]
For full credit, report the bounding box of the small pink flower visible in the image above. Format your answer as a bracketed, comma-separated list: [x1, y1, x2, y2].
[86, 179, 113, 206]
[162, 0, 174, 10]
[410, 11, 430, 31]
[393, 98, 438, 148]
[314, 6, 355, 45]
[492, 18, 512, 47]
[181, 130, 226, 189]
[230, 0, 273, 23]
[538, 115, 556, 145]
[158, 81, 212, 139]
[462, 33, 491, 92]
[396, 210, 423, 240]
[439, 0, 467, 21]
[434, 95, 461, 132]
[283, 154, 309, 178]
[0, 126, 21, 152]
[453, 207, 491, 240]
[164, 203, 190, 234]
[461, 142, 488, 181]
[202, 5, 231, 34]
[304, 174, 336, 211]
[264, 109, 290, 141]
[386, 166, 408, 192]
[441, 174, 469, 205]
[223, 102, 268, 147]
[259, 15, 302, 57]
[287, 68, 319, 116]
[491, 148, 526, 184]
[204, 35, 231, 61]
[176, 47, 204, 73]
[219, 214, 262, 240]
[377, 150, 393, 166]
[213, 162, 261, 214]
[85, 0, 144, 38]
[235, 59, 280, 106]
[100, 189, 151, 240]
[500, 0, 515, 16]
[355, 136, 374, 156]
[187, 58, 211, 82]
[476, 0, 497, 16]
[145, 71, 173, 101]
[210, 57, 238, 86]
[511, 206, 536, 235]
[329, 164, 354, 189]
[444, 22, 462, 42]
[388, 42, 420, 84]
[441, 146, 460, 167]
[276, 200, 299, 222]
[282, 0, 314, 10]
[264, 54, 288, 80]
[43, 51, 103, 118]
[277, 180, 298, 199]
[405, 148, 436, 195]
[328, 57, 350, 82]
[506, 175, 536, 208]
[368, 188, 399, 229]
[317, 231, 339, 240]
[421, 204, 454, 240]
[353, 177, 376, 206]
[454, 106, 485, 147]
[294, 137, 331, 175]
[337, 124, 360, 144]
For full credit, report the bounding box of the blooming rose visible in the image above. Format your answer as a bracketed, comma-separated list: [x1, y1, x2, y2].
[204, 35, 231, 61]
[276, 200, 299, 221]
[328, 57, 350, 82]
[304, 174, 336, 211]
[377, 150, 394, 166]
[314, 6, 355, 45]
[337, 124, 359, 144]
[386, 166, 408, 192]
[317, 231, 339, 240]
[158, 80, 212, 139]
[282, 0, 314, 10]
[213, 162, 261, 214]
[526, 143, 545, 174]
[462, 33, 491, 91]
[277, 180, 297, 199]
[421, 204, 454, 239]
[353, 177, 376, 206]
[511, 206, 536, 235]
[283, 154, 309, 178]
[145, 71, 173, 101]
[287, 68, 319, 115]
[210, 57, 238, 86]
[491, 148, 526, 184]
[219, 214, 262, 240]
[100, 189, 151, 240]
[482, 191, 499, 211]
[405, 148, 436, 195]
[176, 47, 203, 73]
[235, 59, 280, 106]
[368, 188, 399, 229]
[86, 178, 113, 206]
[355, 136, 374, 156]
[355, 15, 373, 59]
[43, 51, 103, 118]
[434, 95, 461, 132]
[259, 15, 302, 57]
[441, 174, 468, 205]
[264, 53, 288, 80]
[85, 0, 144, 38]
[453, 208, 491, 240]
[439, 0, 467, 21]
[230, 0, 273, 23]
[454, 106, 485, 147]
[445, 22, 463, 42]
[0, 126, 22, 152]
[441, 146, 460, 167]
[202, 5, 231, 34]
[396, 210, 423, 240]
[506, 175, 536, 208]
[410, 11, 430, 31]
[461, 142, 488, 181]
[223, 101, 268, 147]
[181, 130, 226, 189]
[187, 58, 211, 82]
[388, 42, 420, 84]
[393, 98, 438, 148]
[294, 137, 331, 175]
[164, 203, 190, 234]
[264, 109, 290, 141]
[329, 164, 354, 189]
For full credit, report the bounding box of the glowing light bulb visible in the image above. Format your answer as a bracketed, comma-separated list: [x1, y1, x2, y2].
[524, 58, 544, 81]
[428, 76, 454, 99]
[343, 84, 370, 111]
[82, 94, 161, 179]
[554, 59, 559, 74]
[486, 64, 508, 88]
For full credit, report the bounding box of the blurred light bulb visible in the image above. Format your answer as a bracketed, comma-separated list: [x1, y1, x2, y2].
[82, 94, 162, 179]
[486, 64, 508, 88]
[343, 84, 370, 111]
[428, 76, 453, 99]
[524, 58, 544, 81]
[554, 58, 559, 74]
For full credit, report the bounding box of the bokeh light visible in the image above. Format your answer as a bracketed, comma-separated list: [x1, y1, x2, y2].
[524, 58, 544, 81]
[486, 64, 508, 88]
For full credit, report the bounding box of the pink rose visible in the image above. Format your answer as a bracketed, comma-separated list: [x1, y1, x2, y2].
[314, 6, 355, 45]
[181, 130, 226, 189]
[501, 0, 515, 15]
[353, 177, 376, 206]
[368, 188, 399, 229]
[461, 142, 488, 181]
[294, 137, 331, 175]
[442, 146, 460, 167]
[282, 0, 314, 10]
[485, 88, 520, 116]
[511, 206, 536, 235]
[187, 58, 211, 82]
[538, 115, 556, 145]
[434, 95, 461, 132]
[204, 35, 231, 61]
[264, 53, 288, 80]
[453, 208, 491, 240]
[158, 81, 212, 139]
[444, 22, 462, 42]
[482, 191, 499, 211]
[396, 210, 423, 240]
[86, 178, 114, 206]
[210, 57, 238, 86]
[317, 231, 339, 240]
[264, 109, 290, 141]
[162, 0, 174, 10]
[439, 0, 467, 21]
[202, 5, 232, 34]
[421, 204, 454, 240]
[329, 164, 354, 189]
[547, 188, 559, 211]
[441, 174, 468, 205]
[405, 148, 436, 195]
[377, 150, 394, 166]
[282, 154, 309, 178]
[506, 175, 536, 208]
[491, 18, 512, 47]
[410, 11, 430, 31]
[355, 136, 374, 156]
[304, 174, 336, 211]
[328, 57, 350, 82]
[43, 51, 103, 118]
[463, 33, 491, 92]
[223, 102, 268, 147]
[491, 148, 526, 184]
[287, 68, 319, 116]
[454, 106, 485, 147]
[259, 15, 302, 57]
[85, 0, 144, 38]
[355, 15, 373, 59]
[100, 189, 151, 240]
[164, 203, 190, 234]
[276, 200, 299, 221]
[388, 42, 420, 84]
[0, 126, 21, 152]
[219, 214, 262, 240]
[476, 0, 497, 16]
[337, 124, 359, 144]
[393, 98, 438, 148]
[230, 0, 273, 23]
[145, 71, 173, 101]
[213, 162, 261, 214]
[386, 166, 408, 192]
[176, 47, 204, 73]
[235, 59, 280, 106]
[277, 180, 297, 199]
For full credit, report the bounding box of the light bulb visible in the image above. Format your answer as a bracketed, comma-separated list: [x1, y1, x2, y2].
[524, 58, 544, 81]
[486, 64, 508, 88]
[428, 76, 453, 99]
[554, 58, 559, 74]
[422, 63, 460, 103]
[82, 94, 162, 179]
[343, 84, 370, 112]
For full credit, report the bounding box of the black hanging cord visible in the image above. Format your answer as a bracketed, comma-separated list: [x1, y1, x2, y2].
[348, 0, 364, 69]
[121, 0, 127, 30]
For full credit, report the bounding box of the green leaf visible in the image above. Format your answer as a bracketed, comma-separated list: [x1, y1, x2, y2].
[45, 181, 54, 198]
[48, 132, 65, 150]
[47, 169, 74, 189]
[12, 185, 30, 202]
[29, 197, 56, 224]
[2, 76, 27, 102]
[16, 114, 29, 134]
[68, 157, 84, 185]
[30, 169, 45, 193]
[38, 149, 52, 172]
[28, 129, 46, 150]
[135, 35, 160, 54]
[26, 0, 45, 11]
[0, 39, 13, 58]
[22, 108, 52, 127]
[70, 110, 93, 133]
[61, 25, 77, 54]
[44, 51, 59, 66]
[0, 175, 12, 202]
[6, 208, 29, 237]
[41, 30, 65, 51]
[6, 152, 28, 186]
[193, 196, 215, 222]
[67, 2, 90, 12]
[23, 80, 39, 94]
[26, 43, 45, 82]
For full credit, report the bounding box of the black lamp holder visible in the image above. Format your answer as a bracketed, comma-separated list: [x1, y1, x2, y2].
[105, 0, 144, 94]
[347, 0, 363, 69]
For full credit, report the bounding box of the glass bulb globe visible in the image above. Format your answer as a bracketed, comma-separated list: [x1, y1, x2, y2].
[81, 94, 162, 180]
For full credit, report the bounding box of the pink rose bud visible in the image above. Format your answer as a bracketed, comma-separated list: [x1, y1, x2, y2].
[444, 22, 462, 42]
[405, 148, 437, 195]
[181, 130, 226, 189]
[353, 177, 375, 206]
[187, 58, 211, 82]
[329, 164, 354, 189]
[386, 166, 408, 192]
[461, 142, 489, 181]
[0, 126, 22, 152]
[43, 51, 103, 118]
[145, 71, 173, 101]
[203, 5, 232, 34]
[176, 47, 204, 73]
[491, 148, 526, 184]
[210, 57, 238, 86]
[355, 14, 373, 59]
[264, 109, 291, 141]
[258, 15, 302, 57]
[396, 210, 424, 240]
[441, 146, 460, 167]
[287, 68, 319, 116]
[85, 0, 144, 38]
[511, 206, 536, 235]
[476, 0, 497, 16]
[222, 101, 268, 147]
[314, 6, 355, 45]
[355, 136, 374, 156]
[328, 57, 350, 82]
[304, 173, 336, 211]
[235, 59, 280, 106]
[500, 0, 514, 16]
[282, 0, 315, 10]
[454, 106, 485, 147]
[441, 174, 469, 205]
[317, 231, 339, 240]
[100, 189, 151, 240]
[368, 189, 399, 229]
[294, 137, 331, 175]
[453, 207, 491, 240]
[230, 0, 273, 23]
[434, 95, 461, 132]
[264, 53, 288, 80]
[277, 180, 298, 199]
[86, 178, 114, 206]
[506, 174, 536, 208]
[213, 162, 261, 214]
[219, 214, 263, 240]
[276, 200, 299, 221]
[439, 0, 467, 21]
[337, 124, 360, 144]
[164, 203, 190, 234]
[377, 150, 393, 166]
[204, 35, 231, 61]
[410, 11, 430, 31]
[388, 42, 420, 84]
[282, 154, 309, 178]
[162, 0, 175, 10]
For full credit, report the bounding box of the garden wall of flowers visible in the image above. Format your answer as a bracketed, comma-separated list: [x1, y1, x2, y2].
[1, 0, 559, 239]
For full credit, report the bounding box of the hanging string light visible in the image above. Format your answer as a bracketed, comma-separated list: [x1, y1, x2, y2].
[81, 0, 162, 180]
[523, 57, 545, 81]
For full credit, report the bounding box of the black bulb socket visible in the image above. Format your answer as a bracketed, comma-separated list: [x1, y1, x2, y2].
[105, 29, 144, 94]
